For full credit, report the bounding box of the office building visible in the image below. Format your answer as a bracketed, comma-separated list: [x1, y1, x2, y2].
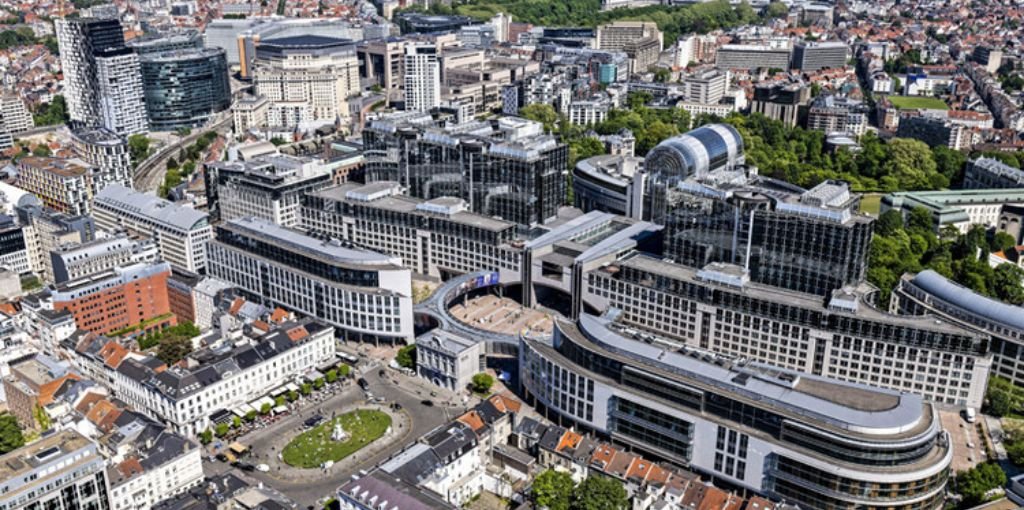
[206, 217, 414, 342]
[642, 123, 745, 216]
[16, 157, 94, 216]
[95, 48, 148, 136]
[205, 17, 389, 69]
[750, 83, 809, 127]
[358, 38, 406, 99]
[92, 184, 212, 273]
[363, 113, 567, 229]
[17, 206, 96, 282]
[881, 189, 1024, 233]
[126, 29, 203, 55]
[896, 114, 971, 150]
[807, 94, 869, 136]
[205, 154, 333, 227]
[2, 354, 76, 429]
[964, 157, 1024, 189]
[404, 43, 442, 112]
[893, 270, 1024, 393]
[232, 95, 270, 135]
[416, 329, 485, 390]
[68, 317, 334, 436]
[55, 17, 127, 129]
[0, 214, 31, 275]
[567, 97, 611, 126]
[139, 48, 231, 131]
[595, 21, 662, 52]
[520, 313, 952, 509]
[105, 423, 204, 510]
[681, 70, 728, 105]
[573, 155, 646, 219]
[655, 170, 873, 297]
[395, 13, 474, 35]
[0, 430, 111, 510]
[301, 181, 519, 279]
[50, 233, 159, 283]
[973, 46, 1004, 74]
[253, 35, 360, 130]
[46, 261, 174, 335]
[69, 127, 133, 192]
[622, 37, 661, 74]
[1, 95, 33, 134]
[716, 45, 791, 71]
[791, 41, 848, 72]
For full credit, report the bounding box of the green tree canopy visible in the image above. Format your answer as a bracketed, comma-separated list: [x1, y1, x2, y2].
[396, 344, 416, 369]
[156, 334, 193, 365]
[520, 104, 560, 133]
[955, 462, 1006, 506]
[0, 414, 24, 454]
[471, 373, 495, 393]
[531, 469, 574, 510]
[572, 476, 629, 510]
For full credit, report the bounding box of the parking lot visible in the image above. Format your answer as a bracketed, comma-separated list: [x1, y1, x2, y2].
[939, 408, 985, 472]
[450, 295, 553, 336]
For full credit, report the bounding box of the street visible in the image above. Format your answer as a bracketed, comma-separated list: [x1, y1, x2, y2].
[202, 367, 452, 509]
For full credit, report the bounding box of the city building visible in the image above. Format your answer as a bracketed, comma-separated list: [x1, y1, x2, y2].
[715, 45, 791, 71]
[231, 95, 270, 135]
[681, 70, 728, 105]
[94, 48, 148, 136]
[0, 214, 31, 275]
[139, 48, 231, 131]
[126, 29, 203, 55]
[206, 217, 414, 342]
[16, 157, 94, 216]
[50, 233, 158, 284]
[622, 37, 661, 74]
[92, 184, 212, 273]
[973, 46, 1004, 74]
[253, 35, 360, 130]
[750, 83, 809, 127]
[881, 188, 1024, 232]
[567, 97, 611, 126]
[55, 17, 129, 131]
[964, 157, 1024, 189]
[357, 38, 406, 100]
[17, 206, 96, 282]
[806, 94, 869, 136]
[2, 353, 76, 429]
[395, 13, 474, 35]
[205, 17, 388, 69]
[896, 114, 971, 150]
[205, 154, 332, 227]
[69, 128, 133, 192]
[791, 41, 848, 72]
[67, 317, 335, 436]
[404, 43, 442, 112]
[363, 113, 567, 230]
[520, 313, 952, 509]
[1, 95, 33, 134]
[595, 21, 662, 52]
[573, 154, 646, 219]
[0, 429, 111, 510]
[43, 261, 175, 335]
[104, 421, 204, 510]
[892, 270, 1024, 393]
[302, 181, 518, 279]
[416, 329, 485, 390]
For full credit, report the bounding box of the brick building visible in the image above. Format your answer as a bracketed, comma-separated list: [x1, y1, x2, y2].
[50, 261, 175, 335]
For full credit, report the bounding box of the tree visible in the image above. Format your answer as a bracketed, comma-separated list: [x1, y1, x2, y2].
[531, 469, 574, 510]
[338, 364, 351, 378]
[215, 422, 230, 437]
[956, 462, 1007, 506]
[232, 416, 242, 429]
[301, 383, 312, 396]
[880, 138, 941, 191]
[986, 377, 1023, 417]
[128, 134, 152, 165]
[166, 156, 178, 170]
[572, 475, 628, 510]
[0, 413, 24, 454]
[396, 344, 416, 369]
[932, 146, 966, 186]
[32, 95, 68, 126]
[157, 335, 193, 365]
[31, 145, 51, 157]
[991, 232, 1017, 253]
[326, 369, 338, 384]
[274, 395, 286, 407]
[288, 390, 299, 402]
[764, 1, 788, 18]
[876, 210, 904, 236]
[519, 104, 560, 133]
[260, 403, 272, 415]
[992, 263, 1024, 305]
[1007, 439, 1024, 467]
[198, 429, 213, 445]
[471, 373, 495, 393]
[314, 377, 324, 390]
[652, 68, 672, 83]
[244, 410, 257, 422]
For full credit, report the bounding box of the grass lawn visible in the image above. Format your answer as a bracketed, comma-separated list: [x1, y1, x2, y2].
[281, 409, 391, 468]
[887, 96, 949, 110]
[859, 193, 882, 216]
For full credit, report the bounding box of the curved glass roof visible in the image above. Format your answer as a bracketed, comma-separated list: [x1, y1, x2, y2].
[912, 270, 1024, 331]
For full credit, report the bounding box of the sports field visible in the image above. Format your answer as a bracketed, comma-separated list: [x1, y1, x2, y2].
[888, 96, 949, 110]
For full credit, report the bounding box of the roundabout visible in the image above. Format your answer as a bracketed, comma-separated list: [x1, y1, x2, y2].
[281, 409, 391, 469]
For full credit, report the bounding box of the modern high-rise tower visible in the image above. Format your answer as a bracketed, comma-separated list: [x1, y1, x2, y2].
[56, 17, 147, 136]
[403, 43, 441, 112]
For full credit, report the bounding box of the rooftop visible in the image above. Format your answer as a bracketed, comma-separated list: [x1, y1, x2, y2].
[221, 217, 402, 268]
[907, 270, 1024, 331]
[94, 184, 209, 232]
[0, 429, 96, 485]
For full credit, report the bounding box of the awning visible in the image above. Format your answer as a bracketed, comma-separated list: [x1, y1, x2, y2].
[285, 382, 300, 393]
[249, 396, 274, 410]
[228, 442, 248, 454]
[209, 409, 233, 424]
[272, 405, 288, 415]
[303, 369, 323, 382]
[231, 407, 247, 417]
[270, 386, 289, 397]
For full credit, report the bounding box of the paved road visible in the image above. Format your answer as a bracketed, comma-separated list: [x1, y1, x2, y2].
[203, 369, 450, 508]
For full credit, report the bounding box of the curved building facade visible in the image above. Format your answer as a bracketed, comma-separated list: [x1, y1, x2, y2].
[572, 155, 646, 219]
[139, 48, 231, 131]
[644, 123, 744, 222]
[520, 314, 951, 510]
[893, 269, 1023, 388]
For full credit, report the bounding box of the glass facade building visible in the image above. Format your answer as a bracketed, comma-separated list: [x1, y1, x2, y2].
[139, 48, 231, 131]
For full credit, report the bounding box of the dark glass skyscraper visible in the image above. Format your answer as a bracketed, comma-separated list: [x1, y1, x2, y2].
[139, 48, 231, 131]
[363, 113, 568, 230]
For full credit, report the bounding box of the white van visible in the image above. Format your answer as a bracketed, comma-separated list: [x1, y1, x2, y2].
[965, 407, 977, 423]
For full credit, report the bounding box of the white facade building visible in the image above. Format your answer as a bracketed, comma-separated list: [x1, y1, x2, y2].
[404, 43, 441, 112]
[95, 49, 149, 136]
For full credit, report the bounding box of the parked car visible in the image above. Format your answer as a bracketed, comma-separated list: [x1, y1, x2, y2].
[421, 399, 434, 407]
[256, 464, 270, 472]
[358, 378, 369, 390]
[233, 462, 256, 472]
[304, 415, 324, 428]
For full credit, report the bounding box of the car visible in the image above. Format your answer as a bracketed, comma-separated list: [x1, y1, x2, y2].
[233, 462, 256, 472]
[216, 453, 229, 462]
[967, 441, 975, 449]
[304, 415, 324, 428]
[378, 369, 386, 377]
[391, 403, 402, 411]
[256, 464, 270, 472]
[421, 399, 434, 407]
[357, 378, 369, 390]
